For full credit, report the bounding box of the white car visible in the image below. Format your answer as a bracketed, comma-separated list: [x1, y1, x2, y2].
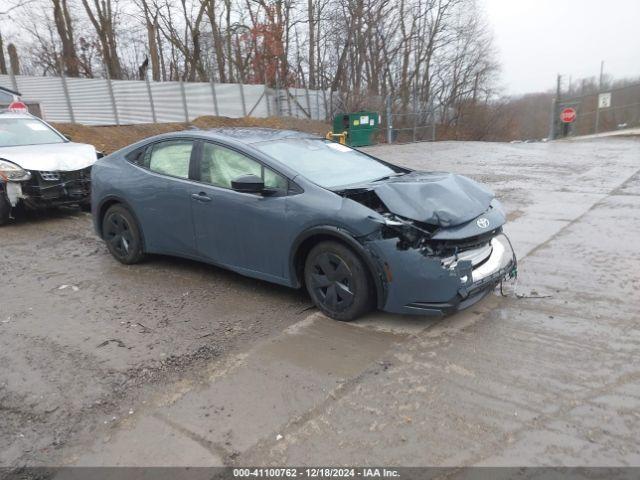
[0, 110, 99, 225]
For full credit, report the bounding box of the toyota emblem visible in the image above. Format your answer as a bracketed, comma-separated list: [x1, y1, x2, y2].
[476, 218, 490, 229]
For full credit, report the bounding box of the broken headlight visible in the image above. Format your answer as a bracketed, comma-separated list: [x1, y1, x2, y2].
[0, 159, 31, 182]
[379, 214, 433, 250]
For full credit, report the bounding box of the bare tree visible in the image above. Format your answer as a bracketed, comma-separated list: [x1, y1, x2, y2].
[136, 0, 161, 80]
[80, 0, 122, 78]
[156, 0, 208, 81]
[2, 0, 506, 140]
[52, 0, 79, 76]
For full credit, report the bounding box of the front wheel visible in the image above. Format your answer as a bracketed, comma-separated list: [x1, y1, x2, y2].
[102, 204, 145, 264]
[304, 241, 374, 321]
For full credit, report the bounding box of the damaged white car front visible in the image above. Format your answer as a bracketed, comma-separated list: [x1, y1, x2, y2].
[0, 111, 99, 225]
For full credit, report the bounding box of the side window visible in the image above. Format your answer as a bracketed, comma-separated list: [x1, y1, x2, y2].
[126, 147, 146, 165]
[200, 142, 287, 191]
[146, 140, 193, 179]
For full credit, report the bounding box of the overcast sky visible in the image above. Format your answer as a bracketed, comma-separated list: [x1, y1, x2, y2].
[482, 0, 640, 96]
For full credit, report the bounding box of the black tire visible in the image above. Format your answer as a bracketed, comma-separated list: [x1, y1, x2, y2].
[0, 193, 10, 226]
[102, 204, 145, 264]
[304, 241, 374, 321]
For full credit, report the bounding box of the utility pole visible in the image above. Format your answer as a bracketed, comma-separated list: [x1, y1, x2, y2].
[549, 74, 561, 140]
[386, 95, 393, 144]
[594, 60, 604, 134]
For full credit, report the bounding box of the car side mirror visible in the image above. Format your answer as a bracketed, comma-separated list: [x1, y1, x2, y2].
[231, 174, 264, 194]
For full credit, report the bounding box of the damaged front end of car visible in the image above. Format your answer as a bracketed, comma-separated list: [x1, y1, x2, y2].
[19, 167, 92, 208]
[339, 172, 517, 316]
[1, 159, 92, 221]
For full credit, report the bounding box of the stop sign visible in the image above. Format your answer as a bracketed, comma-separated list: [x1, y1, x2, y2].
[560, 107, 576, 123]
[8, 101, 28, 113]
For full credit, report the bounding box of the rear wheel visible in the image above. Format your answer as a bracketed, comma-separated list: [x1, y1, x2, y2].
[304, 241, 373, 321]
[102, 204, 144, 264]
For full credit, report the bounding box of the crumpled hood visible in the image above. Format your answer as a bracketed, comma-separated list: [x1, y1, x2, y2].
[373, 171, 495, 227]
[0, 142, 97, 172]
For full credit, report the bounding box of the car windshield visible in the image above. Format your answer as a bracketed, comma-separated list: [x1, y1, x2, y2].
[253, 138, 397, 189]
[0, 117, 65, 147]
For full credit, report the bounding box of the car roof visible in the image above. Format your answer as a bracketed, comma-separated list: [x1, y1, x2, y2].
[195, 127, 318, 145]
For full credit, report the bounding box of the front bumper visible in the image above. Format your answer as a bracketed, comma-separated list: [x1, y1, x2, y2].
[371, 233, 517, 316]
[4, 167, 92, 208]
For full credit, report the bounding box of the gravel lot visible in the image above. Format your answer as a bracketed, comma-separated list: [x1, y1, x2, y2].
[1, 136, 639, 468]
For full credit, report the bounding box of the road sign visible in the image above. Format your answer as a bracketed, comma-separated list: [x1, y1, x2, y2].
[598, 92, 611, 109]
[7, 101, 28, 113]
[560, 107, 576, 123]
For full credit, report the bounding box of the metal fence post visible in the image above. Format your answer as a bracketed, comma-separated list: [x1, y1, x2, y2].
[315, 89, 320, 121]
[145, 72, 157, 123]
[386, 94, 393, 144]
[329, 90, 333, 121]
[8, 65, 18, 92]
[548, 98, 556, 141]
[179, 80, 189, 123]
[549, 74, 561, 140]
[285, 87, 292, 116]
[412, 83, 418, 142]
[58, 58, 76, 123]
[594, 60, 604, 134]
[304, 86, 312, 120]
[274, 69, 281, 116]
[428, 98, 436, 141]
[209, 72, 220, 116]
[264, 84, 271, 116]
[322, 88, 328, 121]
[238, 77, 247, 116]
[103, 64, 119, 125]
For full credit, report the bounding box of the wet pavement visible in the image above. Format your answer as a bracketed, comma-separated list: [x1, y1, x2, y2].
[1, 137, 639, 467]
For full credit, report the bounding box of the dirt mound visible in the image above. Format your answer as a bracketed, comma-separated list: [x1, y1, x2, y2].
[52, 116, 330, 154]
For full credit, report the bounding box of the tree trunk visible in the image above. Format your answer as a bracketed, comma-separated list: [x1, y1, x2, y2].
[0, 32, 7, 75]
[225, 0, 233, 82]
[58, 0, 79, 76]
[206, 0, 227, 82]
[137, 0, 160, 80]
[80, 0, 122, 79]
[7, 43, 19, 75]
[307, 0, 315, 88]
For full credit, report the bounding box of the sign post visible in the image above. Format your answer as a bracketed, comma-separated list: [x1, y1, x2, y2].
[559, 107, 576, 137]
[595, 92, 611, 134]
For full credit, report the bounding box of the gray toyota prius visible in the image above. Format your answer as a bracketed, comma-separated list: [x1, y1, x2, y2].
[92, 128, 516, 321]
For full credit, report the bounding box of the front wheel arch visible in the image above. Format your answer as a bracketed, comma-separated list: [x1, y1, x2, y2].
[96, 197, 146, 250]
[290, 226, 385, 309]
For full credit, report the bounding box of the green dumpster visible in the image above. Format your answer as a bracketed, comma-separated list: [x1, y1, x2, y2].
[328, 111, 381, 147]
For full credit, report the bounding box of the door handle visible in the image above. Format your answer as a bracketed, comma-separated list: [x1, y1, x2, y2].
[191, 192, 212, 202]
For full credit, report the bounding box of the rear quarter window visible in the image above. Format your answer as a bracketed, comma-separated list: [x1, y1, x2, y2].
[125, 147, 147, 165]
[125, 140, 193, 181]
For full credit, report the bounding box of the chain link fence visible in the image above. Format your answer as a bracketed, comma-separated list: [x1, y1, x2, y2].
[382, 111, 437, 144]
[553, 82, 640, 138]
[377, 95, 437, 144]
